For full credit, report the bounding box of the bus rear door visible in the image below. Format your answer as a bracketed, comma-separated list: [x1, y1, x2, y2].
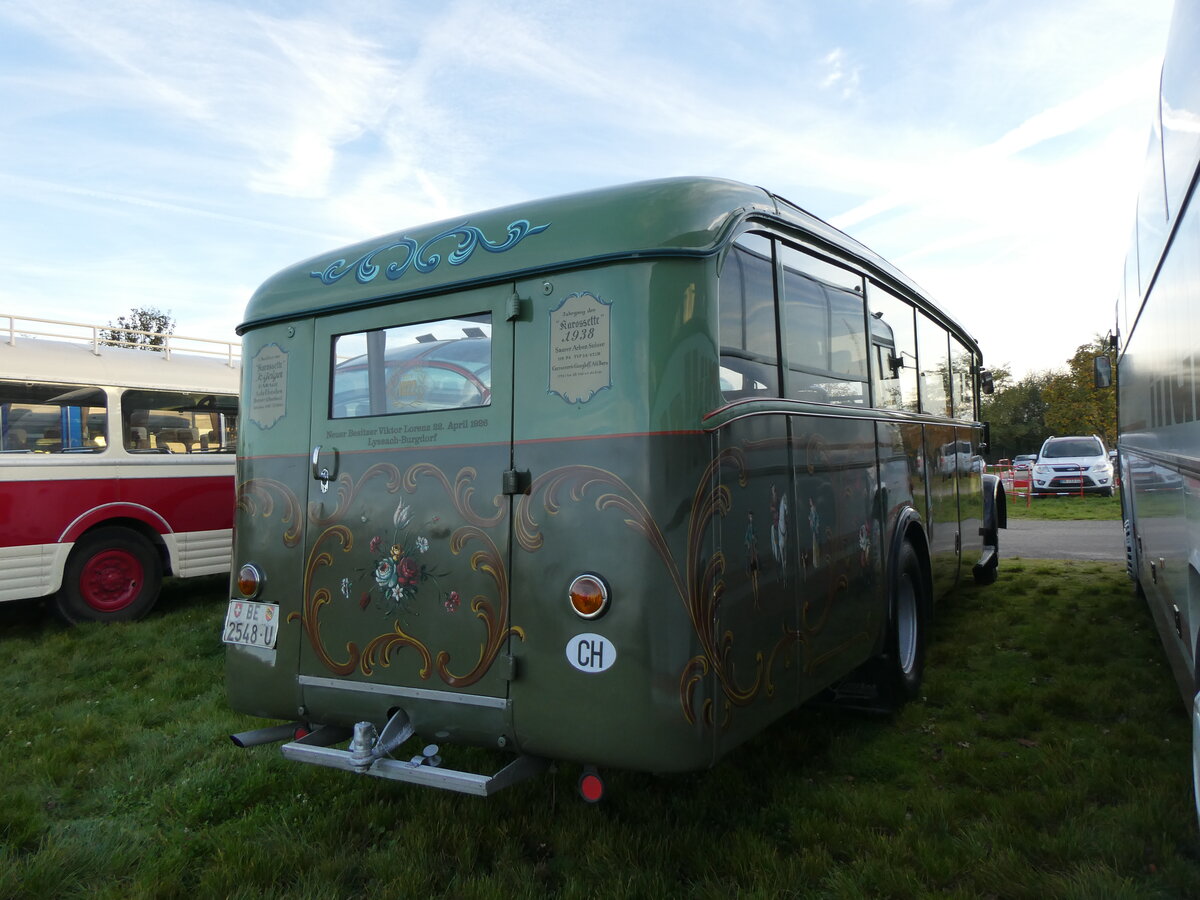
[297, 284, 517, 741]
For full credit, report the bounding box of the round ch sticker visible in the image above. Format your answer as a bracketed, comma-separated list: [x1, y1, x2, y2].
[565, 633, 616, 673]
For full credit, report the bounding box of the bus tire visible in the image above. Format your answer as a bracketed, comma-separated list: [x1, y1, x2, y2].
[880, 540, 929, 705]
[51, 527, 163, 624]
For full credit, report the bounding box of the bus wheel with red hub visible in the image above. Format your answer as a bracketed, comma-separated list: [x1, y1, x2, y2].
[51, 527, 163, 624]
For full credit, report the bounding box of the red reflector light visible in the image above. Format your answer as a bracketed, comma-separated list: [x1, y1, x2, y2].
[568, 574, 608, 619]
[579, 768, 604, 803]
[237, 563, 262, 599]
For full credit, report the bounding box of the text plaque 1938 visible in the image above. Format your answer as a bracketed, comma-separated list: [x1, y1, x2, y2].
[548, 292, 611, 405]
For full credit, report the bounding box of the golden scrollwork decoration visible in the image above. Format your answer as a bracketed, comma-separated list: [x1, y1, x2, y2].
[288, 462, 521, 687]
[516, 454, 770, 729]
[236, 477, 303, 548]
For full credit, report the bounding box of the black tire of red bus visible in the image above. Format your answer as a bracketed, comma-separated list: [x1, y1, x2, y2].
[878, 540, 930, 707]
[51, 526, 164, 624]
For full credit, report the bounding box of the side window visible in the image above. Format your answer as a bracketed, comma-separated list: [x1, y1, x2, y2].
[779, 244, 868, 406]
[331, 315, 492, 418]
[719, 234, 779, 399]
[951, 337, 977, 420]
[868, 285, 919, 412]
[0, 381, 106, 453]
[917, 313, 951, 417]
[122, 390, 238, 453]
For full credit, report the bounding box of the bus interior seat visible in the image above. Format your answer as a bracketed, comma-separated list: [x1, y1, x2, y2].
[157, 427, 200, 452]
[6, 428, 28, 450]
[37, 425, 62, 452]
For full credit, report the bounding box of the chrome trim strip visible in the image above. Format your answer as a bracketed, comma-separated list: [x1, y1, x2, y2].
[298, 674, 509, 710]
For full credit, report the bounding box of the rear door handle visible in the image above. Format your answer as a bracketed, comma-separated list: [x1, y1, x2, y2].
[312, 445, 335, 493]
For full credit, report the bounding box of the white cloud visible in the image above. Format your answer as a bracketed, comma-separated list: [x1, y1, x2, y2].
[819, 48, 862, 100]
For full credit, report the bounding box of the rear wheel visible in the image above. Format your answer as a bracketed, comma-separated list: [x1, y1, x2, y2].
[877, 540, 929, 705]
[51, 527, 163, 624]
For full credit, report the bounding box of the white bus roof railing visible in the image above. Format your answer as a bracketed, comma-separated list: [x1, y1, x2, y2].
[0, 313, 240, 367]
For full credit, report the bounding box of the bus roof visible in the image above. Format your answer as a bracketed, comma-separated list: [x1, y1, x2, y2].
[0, 334, 240, 394]
[241, 176, 977, 351]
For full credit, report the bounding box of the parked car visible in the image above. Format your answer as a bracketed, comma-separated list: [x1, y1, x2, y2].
[1127, 454, 1183, 492]
[1032, 435, 1115, 496]
[937, 439, 974, 475]
[1012, 454, 1037, 470]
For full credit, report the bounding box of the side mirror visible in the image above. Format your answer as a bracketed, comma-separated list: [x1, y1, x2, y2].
[1094, 356, 1113, 389]
[980, 370, 995, 395]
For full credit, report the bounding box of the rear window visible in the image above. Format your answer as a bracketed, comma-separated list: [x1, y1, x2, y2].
[331, 316, 492, 419]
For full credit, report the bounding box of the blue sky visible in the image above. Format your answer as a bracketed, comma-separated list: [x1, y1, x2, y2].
[0, 0, 1174, 378]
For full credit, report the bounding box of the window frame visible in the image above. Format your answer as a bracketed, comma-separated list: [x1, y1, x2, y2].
[330, 314, 495, 420]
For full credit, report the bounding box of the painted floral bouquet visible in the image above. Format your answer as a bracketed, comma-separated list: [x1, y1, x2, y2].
[340, 500, 460, 617]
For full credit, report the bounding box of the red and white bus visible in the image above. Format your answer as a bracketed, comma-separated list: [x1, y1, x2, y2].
[0, 315, 239, 623]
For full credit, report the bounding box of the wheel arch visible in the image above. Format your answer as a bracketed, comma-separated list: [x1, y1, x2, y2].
[982, 473, 1007, 531]
[59, 506, 176, 576]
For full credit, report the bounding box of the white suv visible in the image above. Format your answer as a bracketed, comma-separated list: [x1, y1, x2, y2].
[1032, 435, 1115, 496]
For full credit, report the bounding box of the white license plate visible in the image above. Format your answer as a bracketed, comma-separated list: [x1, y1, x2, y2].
[222, 600, 280, 649]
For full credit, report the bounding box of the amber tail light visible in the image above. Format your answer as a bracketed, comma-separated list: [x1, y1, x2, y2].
[236, 563, 263, 599]
[568, 573, 608, 619]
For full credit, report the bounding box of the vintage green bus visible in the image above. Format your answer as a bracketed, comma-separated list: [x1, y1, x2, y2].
[227, 177, 1005, 799]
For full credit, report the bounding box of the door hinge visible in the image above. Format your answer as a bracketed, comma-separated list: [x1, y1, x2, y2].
[502, 468, 531, 495]
[507, 292, 524, 322]
[503, 654, 519, 681]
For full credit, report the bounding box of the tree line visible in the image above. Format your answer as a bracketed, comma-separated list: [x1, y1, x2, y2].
[982, 336, 1116, 461]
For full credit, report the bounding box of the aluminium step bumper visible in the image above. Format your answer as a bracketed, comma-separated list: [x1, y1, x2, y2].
[277, 723, 549, 797]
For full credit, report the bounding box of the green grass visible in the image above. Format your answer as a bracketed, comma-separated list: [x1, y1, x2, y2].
[1007, 491, 1123, 521]
[2, 564, 1199, 899]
